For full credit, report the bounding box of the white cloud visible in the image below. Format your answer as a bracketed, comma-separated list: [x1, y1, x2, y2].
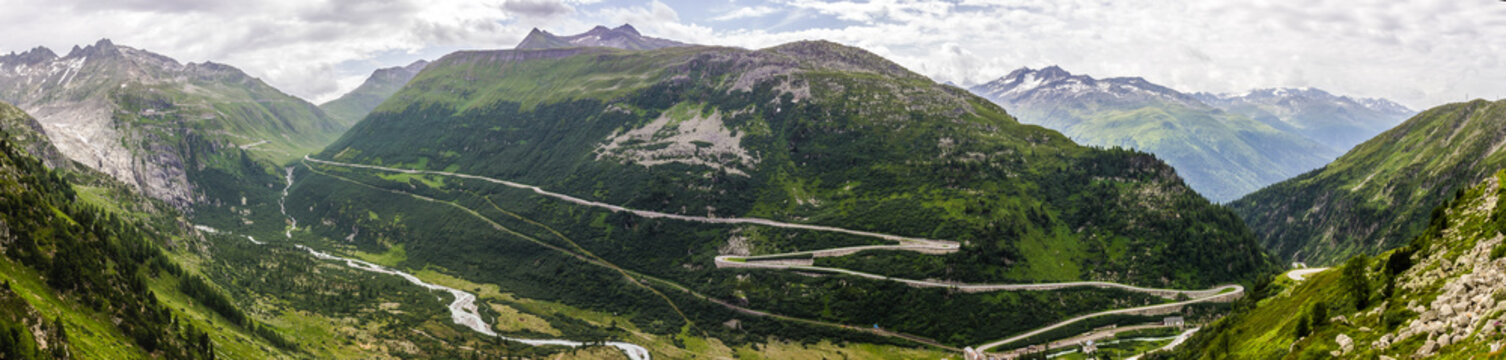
[0, 0, 567, 102]
[701, 0, 1506, 109]
[711, 6, 779, 21]
[0, 0, 1501, 109]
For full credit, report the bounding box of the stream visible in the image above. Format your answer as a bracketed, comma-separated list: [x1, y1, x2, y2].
[267, 164, 652, 359]
[280, 166, 296, 239]
[294, 244, 652, 360]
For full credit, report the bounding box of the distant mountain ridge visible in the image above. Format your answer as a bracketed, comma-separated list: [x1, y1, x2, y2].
[320, 59, 428, 125]
[0, 39, 343, 208]
[516, 24, 689, 50]
[1231, 99, 1506, 264]
[970, 66, 1339, 202]
[973, 66, 1207, 109]
[1192, 87, 1413, 153]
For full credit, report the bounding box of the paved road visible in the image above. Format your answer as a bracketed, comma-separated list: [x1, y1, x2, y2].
[1286, 267, 1330, 281]
[972, 286, 1240, 353]
[1125, 328, 1199, 360]
[992, 323, 1169, 359]
[719, 255, 1235, 298]
[305, 156, 960, 248]
[304, 156, 1244, 357]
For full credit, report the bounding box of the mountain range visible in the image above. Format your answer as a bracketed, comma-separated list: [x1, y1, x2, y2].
[973, 67, 1323, 201]
[293, 33, 1275, 352]
[0, 39, 344, 208]
[1192, 87, 1414, 154]
[970, 67, 1412, 202]
[3, 22, 1501, 360]
[1232, 99, 1506, 264]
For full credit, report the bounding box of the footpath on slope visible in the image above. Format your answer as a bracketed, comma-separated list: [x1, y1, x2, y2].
[303, 156, 1245, 356]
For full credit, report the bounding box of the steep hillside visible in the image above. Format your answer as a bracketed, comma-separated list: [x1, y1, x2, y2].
[296, 38, 1273, 350]
[516, 24, 688, 50]
[1232, 99, 1506, 264]
[1193, 88, 1413, 154]
[0, 122, 297, 359]
[970, 66, 1338, 202]
[1165, 171, 1506, 359]
[320, 60, 428, 126]
[0, 39, 345, 208]
[0, 101, 71, 170]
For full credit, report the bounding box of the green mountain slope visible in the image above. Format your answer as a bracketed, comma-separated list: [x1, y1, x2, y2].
[0, 39, 345, 208]
[0, 110, 300, 359]
[319, 60, 428, 126]
[971, 67, 1339, 202]
[9, 100, 590, 359]
[296, 38, 1273, 349]
[1231, 99, 1506, 265]
[1165, 171, 1506, 360]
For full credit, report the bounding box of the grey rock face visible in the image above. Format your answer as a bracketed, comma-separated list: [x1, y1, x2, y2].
[0, 39, 340, 209]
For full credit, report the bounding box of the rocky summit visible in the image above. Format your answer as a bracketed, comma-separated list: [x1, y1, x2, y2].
[516, 24, 689, 51]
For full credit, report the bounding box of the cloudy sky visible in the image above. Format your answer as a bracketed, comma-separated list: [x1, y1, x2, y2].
[2, 0, 1501, 109]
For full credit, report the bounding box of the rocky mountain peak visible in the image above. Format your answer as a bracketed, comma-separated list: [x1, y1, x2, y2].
[402, 59, 429, 71]
[1357, 97, 1413, 115]
[613, 24, 640, 36]
[1034, 65, 1072, 81]
[515, 24, 687, 51]
[0, 46, 58, 65]
[975, 65, 1195, 107]
[368, 60, 429, 82]
[65, 38, 121, 58]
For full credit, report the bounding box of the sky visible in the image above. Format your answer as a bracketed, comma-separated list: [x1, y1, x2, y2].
[0, 0, 1501, 110]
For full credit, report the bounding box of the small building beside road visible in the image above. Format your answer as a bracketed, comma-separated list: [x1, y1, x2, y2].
[1164, 316, 1186, 328]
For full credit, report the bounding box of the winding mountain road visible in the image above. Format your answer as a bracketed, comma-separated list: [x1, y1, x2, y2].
[1286, 267, 1330, 281]
[268, 164, 652, 360]
[303, 156, 958, 247]
[302, 156, 1244, 356]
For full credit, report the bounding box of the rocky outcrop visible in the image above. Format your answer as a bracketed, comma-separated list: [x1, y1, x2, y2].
[1368, 177, 1506, 357]
[0, 101, 72, 170]
[1336, 333, 1354, 355]
[0, 39, 343, 209]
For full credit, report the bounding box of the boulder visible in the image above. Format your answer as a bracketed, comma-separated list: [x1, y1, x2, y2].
[1336, 333, 1354, 354]
[1419, 340, 1438, 356]
[1422, 310, 1438, 322]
